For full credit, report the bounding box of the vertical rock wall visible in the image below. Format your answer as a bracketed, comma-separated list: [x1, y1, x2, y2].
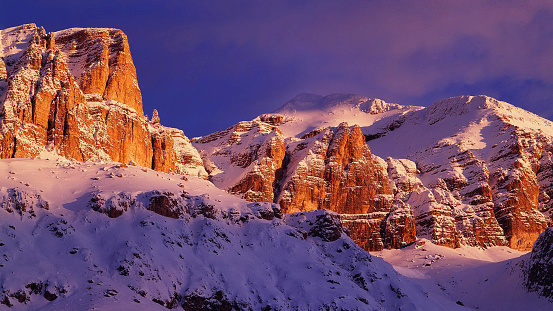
[0, 24, 206, 178]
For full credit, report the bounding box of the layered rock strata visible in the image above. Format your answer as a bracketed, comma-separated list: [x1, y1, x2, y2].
[196, 95, 553, 251]
[383, 96, 550, 250]
[194, 121, 417, 250]
[192, 120, 286, 202]
[277, 123, 416, 251]
[0, 24, 205, 177]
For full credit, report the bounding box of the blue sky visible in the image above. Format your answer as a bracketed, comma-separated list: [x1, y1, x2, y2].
[2, 1, 553, 137]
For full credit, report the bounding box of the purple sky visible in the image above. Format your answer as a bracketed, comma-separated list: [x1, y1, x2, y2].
[2, 1, 553, 137]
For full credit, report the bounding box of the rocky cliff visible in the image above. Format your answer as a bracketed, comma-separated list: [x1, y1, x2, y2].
[192, 120, 285, 202]
[276, 123, 416, 251]
[525, 227, 553, 300]
[193, 118, 417, 251]
[195, 94, 553, 251]
[364, 95, 551, 250]
[0, 24, 206, 177]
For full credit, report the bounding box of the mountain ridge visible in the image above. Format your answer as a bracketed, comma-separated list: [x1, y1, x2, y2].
[196, 94, 552, 251]
[0, 24, 552, 308]
[1, 23, 549, 251]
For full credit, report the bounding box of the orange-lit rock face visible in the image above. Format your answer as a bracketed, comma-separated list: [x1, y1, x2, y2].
[0, 25, 85, 159]
[488, 130, 550, 250]
[0, 25, 152, 164]
[278, 123, 392, 215]
[0, 24, 206, 177]
[55, 28, 143, 115]
[193, 120, 286, 202]
[340, 204, 417, 251]
[194, 121, 414, 251]
[0, 57, 6, 80]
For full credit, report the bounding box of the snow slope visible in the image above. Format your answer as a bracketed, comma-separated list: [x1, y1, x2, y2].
[0, 155, 463, 310]
[267, 93, 421, 138]
[366, 95, 553, 160]
[372, 240, 552, 310]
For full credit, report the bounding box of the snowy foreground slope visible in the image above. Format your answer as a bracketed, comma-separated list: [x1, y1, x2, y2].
[372, 240, 552, 311]
[0, 156, 464, 310]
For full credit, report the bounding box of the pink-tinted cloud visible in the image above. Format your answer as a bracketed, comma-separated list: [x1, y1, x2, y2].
[174, 0, 553, 99]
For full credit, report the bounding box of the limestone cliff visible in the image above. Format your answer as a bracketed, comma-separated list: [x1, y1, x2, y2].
[196, 94, 553, 251]
[365, 95, 551, 250]
[192, 120, 285, 202]
[193, 120, 416, 251]
[277, 123, 392, 214]
[0, 24, 206, 177]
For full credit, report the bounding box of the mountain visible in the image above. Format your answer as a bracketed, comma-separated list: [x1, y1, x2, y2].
[2, 23, 553, 308]
[195, 94, 552, 251]
[0, 24, 207, 177]
[7, 23, 549, 252]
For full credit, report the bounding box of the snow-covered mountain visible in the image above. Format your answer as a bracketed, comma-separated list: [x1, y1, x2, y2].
[195, 94, 552, 252]
[271, 93, 420, 138]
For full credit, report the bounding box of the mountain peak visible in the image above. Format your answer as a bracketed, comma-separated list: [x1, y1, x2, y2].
[424, 95, 501, 125]
[269, 93, 418, 138]
[274, 93, 369, 113]
[429, 95, 501, 112]
[0, 24, 207, 177]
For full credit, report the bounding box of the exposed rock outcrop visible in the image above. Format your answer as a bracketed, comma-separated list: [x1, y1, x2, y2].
[277, 123, 392, 214]
[0, 24, 205, 177]
[525, 227, 553, 300]
[0, 187, 49, 218]
[55, 27, 143, 114]
[194, 121, 416, 250]
[0, 57, 7, 80]
[487, 128, 550, 250]
[276, 123, 416, 250]
[362, 95, 551, 250]
[192, 120, 286, 202]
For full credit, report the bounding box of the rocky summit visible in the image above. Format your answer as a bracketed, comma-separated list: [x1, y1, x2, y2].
[195, 94, 553, 252]
[0, 24, 206, 177]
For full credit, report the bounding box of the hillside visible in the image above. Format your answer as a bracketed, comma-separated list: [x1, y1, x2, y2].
[0, 156, 463, 310]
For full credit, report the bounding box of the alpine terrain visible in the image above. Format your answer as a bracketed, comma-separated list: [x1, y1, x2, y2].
[0, 24, 551, 310]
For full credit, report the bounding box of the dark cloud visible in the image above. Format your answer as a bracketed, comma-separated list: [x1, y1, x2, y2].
[1, 0, 553, 136]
